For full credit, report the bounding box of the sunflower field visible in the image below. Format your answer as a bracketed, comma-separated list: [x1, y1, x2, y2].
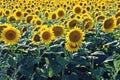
[0, 0, 120, 80]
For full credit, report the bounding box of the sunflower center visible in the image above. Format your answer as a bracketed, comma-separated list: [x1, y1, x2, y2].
[104, 18, 114, 29]
[58, 10, 64, 17]
[34, 34, 40, 41]
[6, 11, 9, 15]
[52, 14, 56, 19]
[69, 20, 77, 28]
[42, 31, 50, 40]
[75, 7, 81, 14]
[27, 16, 33, 23]
[5, 30, 16, 40]
[53, 26, 63, 37]
[69, 31, 80, 42]
[36, 20, 41, 25]
[16, 11, 22, 17]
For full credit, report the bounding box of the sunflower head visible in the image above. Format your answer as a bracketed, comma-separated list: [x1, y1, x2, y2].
[57, 8, 66, 18]
[73, 5, 82, 14]
[40, 28, 54, 44]
[14, 9, 23, 20]
[32, 32, 40, 45]
[66, 27, 85, 46]
[102, 16, 117, 32]
[51, 24, 65, 38]
[67, 18, 79, 29]
[1, 27, 21, 45]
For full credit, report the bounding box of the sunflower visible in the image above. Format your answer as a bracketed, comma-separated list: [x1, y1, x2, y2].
[50, 12, 58, 20]
[25, 15, 33, 24]
[56, 8, 66, 18]
[4, 9, 11, 17]
[32, 32, 40, 45]
[83, 21, 93, 32]
[102, 16, 117, 32]
[40, 28, 54, 44]
[14, 9, 23, 20]
[67, 18, 79, 29]
[35, 18, 42, 25]
[73, 5, 82, 14]
[65, 41, 82, 52]
[66, 27, 85, 46]
[51, 24, 65, 38]
[1, 27, 20, 45]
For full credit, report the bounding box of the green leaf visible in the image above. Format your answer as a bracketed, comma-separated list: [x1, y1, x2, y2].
[114, 54, 120, 72]
[56, 56, 69, 67]
[48, 67, 53, 78]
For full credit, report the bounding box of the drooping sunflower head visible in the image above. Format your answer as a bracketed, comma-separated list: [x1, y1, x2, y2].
[1, 27, 21, 45]
[73, 5, 83, 14]
[56, 7, 66, 18]
[40, 28, 54, 44]
[7, 14, 17, 23]
[51, 24, 65, 38]
[66, 27, 85, 46]
[102, 16, 117, 32]
[32, 32, 40, 45]
[65, 41, 82, 52]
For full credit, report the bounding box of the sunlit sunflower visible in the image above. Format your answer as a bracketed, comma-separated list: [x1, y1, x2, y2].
[51, 24, 65, 38]
[35, 18, 42, 26]
[66, 27, 85, 46]
[40, 28, 54, 44]
[32, 32, 40, 45]
[1, 27, 20, 45]
[83, 21, 93, 32]
[25, 15, 33, 24]
[65, 41, 82, 52]
[56, 8, 66, 18]
[102, 16, 117, 32]
[67, 18, 79, 29]
[14, 9, 23, 20]
[50, 12, 58, 20]
[73, 5, 82, 14]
